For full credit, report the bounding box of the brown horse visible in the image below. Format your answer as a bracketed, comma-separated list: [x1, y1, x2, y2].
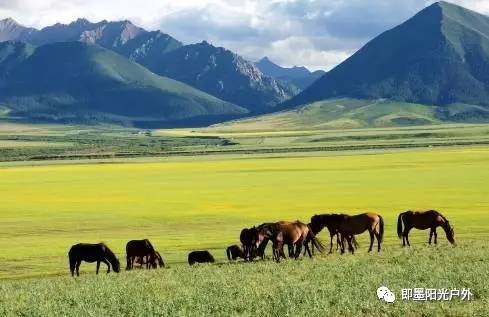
[226, 244, 245, 261]
[135, 251, 165, 268]
[310, 214, 354, 253]
[397, 210, 455, 246]
[255, 221, 324, 262]
[68, 243, 120, 277]
[311, 213, 383, 254]
[126, 239, 162, 270]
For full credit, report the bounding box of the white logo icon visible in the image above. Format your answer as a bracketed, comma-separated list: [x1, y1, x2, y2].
[377, 286, 396, 303]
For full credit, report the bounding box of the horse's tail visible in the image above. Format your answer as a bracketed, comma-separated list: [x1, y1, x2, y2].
[226, 246, 232, 261]
[397, 212, 406, 239]
[126, 254, 131, 271]
[309, 230, 325, 254]
[378, 215, 384, 243]
[68, 248, 76, 276]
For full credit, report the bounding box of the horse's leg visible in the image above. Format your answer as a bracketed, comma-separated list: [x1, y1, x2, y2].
[345, 236, 354, 254]
[405, 228, 412, 246]
[429, 228, 433, 244]
[102, 259, 111, 273]
[295, 242, 303, 259]
[339, 234, 346, 254]
[368, 230, 374, 252]
[329, 233, 334, 254]
[75, 261, 81, 277]
[305, 243, 312, 258]
[96, 261, 100, 274]
[434, 228, 438, 244]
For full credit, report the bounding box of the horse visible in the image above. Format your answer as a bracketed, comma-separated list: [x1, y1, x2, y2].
[311, 213, 383, 254]
[310, 214, 357, 253]
[240, 228, 257, 261]
[188, 250, 215, 265]
[226, 244, 245, 261]
[68, 243, 120, 277]
[244, 223, 295, 261]
[255, 221, 324, 262]
[136, 251, 165, 269]
[397, 210, 455, 246]
[126, 239, 159, 270]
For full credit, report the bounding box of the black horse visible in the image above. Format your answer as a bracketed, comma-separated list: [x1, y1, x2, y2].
[68, 243, 120, 277]
[226, 244, 245, 261]
[126, 239, 162, 270]
[188, 250, 215, 265]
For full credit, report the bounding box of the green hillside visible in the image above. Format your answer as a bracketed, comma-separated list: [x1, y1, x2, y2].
[284, 2, 489, 117]
[214, 98, 489, 131]
[0, 41, 247, 127]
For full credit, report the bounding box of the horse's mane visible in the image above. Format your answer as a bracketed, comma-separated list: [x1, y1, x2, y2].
[100, 243, 120, 267]
[144, 239, 156, 251]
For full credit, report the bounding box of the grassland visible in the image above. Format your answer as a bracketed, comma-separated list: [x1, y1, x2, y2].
[1, 243, 488, 316]
[1, 146, 488, 278]
[1, 122, 489, 315]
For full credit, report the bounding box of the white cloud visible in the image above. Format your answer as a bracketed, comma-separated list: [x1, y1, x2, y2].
[1, 0, 489, 71]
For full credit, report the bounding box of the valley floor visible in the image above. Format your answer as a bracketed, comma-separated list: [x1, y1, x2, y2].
[1, 123, 488, 315]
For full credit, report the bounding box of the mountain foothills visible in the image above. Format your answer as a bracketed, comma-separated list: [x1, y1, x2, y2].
[284, 2, 489, 121]
[2, 1, 489, 128]
[0, 41, 246, 126]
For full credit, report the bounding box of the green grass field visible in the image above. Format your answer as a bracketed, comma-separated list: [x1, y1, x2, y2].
[1, 124, 489, 315]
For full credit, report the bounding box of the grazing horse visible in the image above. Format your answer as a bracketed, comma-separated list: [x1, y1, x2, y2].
[68, 243, 120, 277]
[255, 221, 324, 262]
[126, 239, 160, 270]
[136, 251, 165, 269]
[188, 250, 215, 265]
[226, 244, 245, 261]
[310, 214, 353, 253]
[311, 213, 383, 254]
[397, 210, 455, 246]
[243, 223, 295, 261]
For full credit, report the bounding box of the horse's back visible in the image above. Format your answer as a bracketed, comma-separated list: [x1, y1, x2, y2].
[188, 250, 215, 265]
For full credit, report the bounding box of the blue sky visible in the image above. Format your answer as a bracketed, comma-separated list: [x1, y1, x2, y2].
[1, 0, 488, 70]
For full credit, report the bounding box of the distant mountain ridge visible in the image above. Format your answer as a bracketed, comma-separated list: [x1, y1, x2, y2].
[285, 1, 489, 118]
[0, 18, 294, 114]
[0, 41, 246, 126]
[255, 57, 325, 90]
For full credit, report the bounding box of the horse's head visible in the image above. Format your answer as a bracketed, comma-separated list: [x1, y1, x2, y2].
[310, 214, 325, 234]
[112, 258, 121, 273]
[445, 222, 455, 244]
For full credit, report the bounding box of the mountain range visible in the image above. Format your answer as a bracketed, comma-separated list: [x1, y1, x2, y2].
[3, 1, 489, 128]
[255, 57, 325, 90]
[0, 18, 297, 117]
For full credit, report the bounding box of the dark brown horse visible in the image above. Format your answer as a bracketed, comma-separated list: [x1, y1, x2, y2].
[255, 221, 324, 262]
[310, 214, 353, 253]
[243, 223, 295, 261]
[397, 210, 455, 246]
[68, 243, 120, 277]
[188, 250, 215, 265]
[311, 213, 383, 254]
[226, 244, 245, 261]
[240, 228, 257, 261]
[135, 251, 165, 269]
[126, 239, 161, 270]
